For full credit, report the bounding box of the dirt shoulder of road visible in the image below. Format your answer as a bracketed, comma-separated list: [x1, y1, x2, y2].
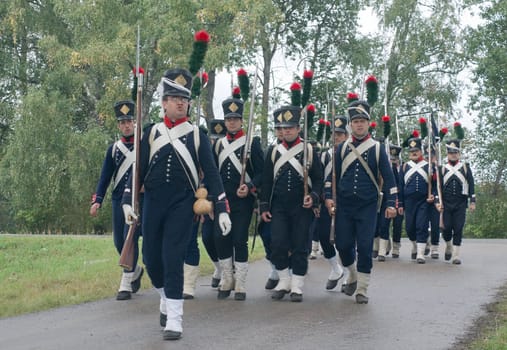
[450, 282, 507, 349]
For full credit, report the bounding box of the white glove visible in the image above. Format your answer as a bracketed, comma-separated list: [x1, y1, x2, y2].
[122, 204, 138, 225]
[218, 212, 232, 236]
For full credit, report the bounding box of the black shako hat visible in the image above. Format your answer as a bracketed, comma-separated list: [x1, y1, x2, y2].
[347, 100, 371, 121]
[273, 105, 301, 127]
[222, 98, 244, 119]
[161, 68, 193, 99]
[114, 100, 135, 121]
[209, 119, 226, 139]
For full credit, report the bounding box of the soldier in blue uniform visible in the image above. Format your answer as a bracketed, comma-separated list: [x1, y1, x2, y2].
[183, 120, 227, 299]
[260, 105, 323, 302]
[398, 137, 438, 264]
[316, 115, 347, 289]
[257, 124, 284, 290]
[90, 100, 143, 301]
[213, 97, 264, 300]
[376, 144, 404, 260]
[122, 68, 231, 341]
[439, 139, 476, 264]
[201, 119, 227, 288]
[427, 146, 442, 259]
[324, 100, 397, 304]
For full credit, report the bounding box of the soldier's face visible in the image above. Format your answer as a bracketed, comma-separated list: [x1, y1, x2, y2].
[162, 95, 190, 120]
[118, 120, 134, 137]
[409, 149, 422, 161]
[225, 117, 242, 133]
[282, 125, 300, 142]
[334, 131, 347, 145]
[350, 118, 368, 138]
[447, 151, 460, 162]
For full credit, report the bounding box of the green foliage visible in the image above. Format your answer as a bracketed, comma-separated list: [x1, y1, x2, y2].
[464, 184, 507, 239]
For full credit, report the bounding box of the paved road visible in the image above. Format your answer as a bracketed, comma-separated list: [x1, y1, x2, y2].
[2, 238, 506, 350]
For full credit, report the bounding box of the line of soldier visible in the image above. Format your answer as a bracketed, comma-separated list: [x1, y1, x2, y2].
[90, 66, 475, 341]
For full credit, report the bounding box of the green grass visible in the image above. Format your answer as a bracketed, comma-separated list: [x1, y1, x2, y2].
[467, 291, 507, 350]
[0, 234, 267, 318]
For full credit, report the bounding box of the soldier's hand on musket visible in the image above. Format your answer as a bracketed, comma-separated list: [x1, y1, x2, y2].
[236, 184, 249, 198]
[325, 199, 335, 216]
[303, 194, 313, 208]
[385, 207, 397, 219]
[435, 203, 443, 212]
[398, 207, 404, 216]
[122, 204, 138, 225]
[469, 202, 476, 212]
[89, 203, 100, 217]
[426, 194, 435, 203]
[261, 211, 272, 223]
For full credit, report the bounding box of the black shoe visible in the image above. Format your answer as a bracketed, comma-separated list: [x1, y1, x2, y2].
[326, 279, 338, 290]
[116, 290, 131, 300]
[211, 277, 220, 288]
[417, 257, 426, 264]
[290, 293, 303, 302]
[234, 292, 246, 301]
[424, 247, 430, 256]
[411, 252, 417, 259]
[131, 267, 144, 293]
[342, 281, 357, 296]
[372, 250, 378, 259]
[355, 293, 369, 304]
[160, 313, 167, 327]
[392, 253, 399, 258]
[163, 330, 182, 340]
[217, 289, 231, 299]
[431, 252, 439, 259]
[445, 253, 452, 261]
[265, 278, 279, 290]
[271, 289, 289, 300]
[183, 293, 194, 300]
[378, 255, 386, 262]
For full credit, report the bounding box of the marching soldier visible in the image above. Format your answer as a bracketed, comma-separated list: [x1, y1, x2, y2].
[122, 68, 231, 340]
[428, 146, 442, 259]
[257, 125, 284, 290]
[324, 100, 397, 304]
[316, 115, 347, 289]
[389, 145, 404, 258]
[183, 120, 227, 298]
[213, 97, 264, 301]
[398, 137, 438, 264]
[439, 139, 476, 264]
[201, 119, 227, 288]
[260, 105, 323, 302]
[90, 100, 143, 301]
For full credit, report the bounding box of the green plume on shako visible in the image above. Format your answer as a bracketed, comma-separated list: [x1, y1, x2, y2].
[365, 75, 379, 106]
[382, 115, 391, 138]
[419, 117, 428, 139]
[188, 30, 210, 98]
[232, 86, 241, 99]
[290, 82, 302, 107]
[439, 127, 449, 140]
[454, 121, 465, 140]
[347, 92, 359, 104]
[237, 68, 250, 102]
[301, 70, 314, 107]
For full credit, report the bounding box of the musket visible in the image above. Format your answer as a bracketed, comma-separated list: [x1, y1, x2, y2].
[427, 113, 433, 202]
[329, 99, 337, 245]
[302, 104, 310, 197]
[119, 26, 142, 270]
[240, 63, 259, 186]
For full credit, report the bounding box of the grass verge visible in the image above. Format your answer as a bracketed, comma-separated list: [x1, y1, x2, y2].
[0, 234, 266, 318]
